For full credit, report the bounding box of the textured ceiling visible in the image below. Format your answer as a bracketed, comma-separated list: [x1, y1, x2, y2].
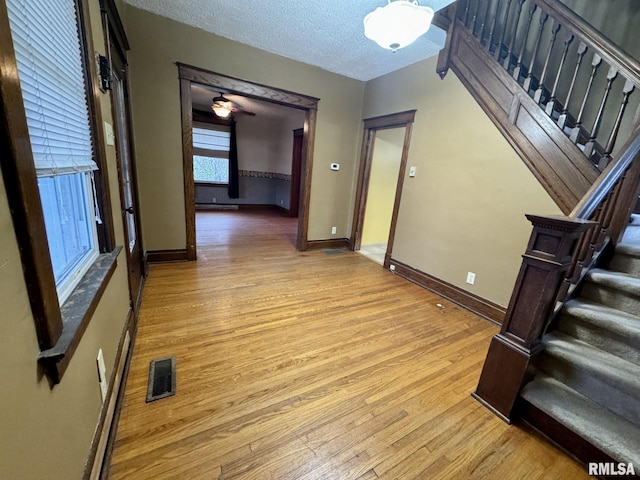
[124, 0, 454, 81]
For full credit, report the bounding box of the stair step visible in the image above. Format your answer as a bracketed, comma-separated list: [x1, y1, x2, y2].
[581, 268, 640, 316]
[539, 331, 640, 426]
[521, 374, 640, 466]
[609, 243, 640, 276]
[559, 299, 640, 366]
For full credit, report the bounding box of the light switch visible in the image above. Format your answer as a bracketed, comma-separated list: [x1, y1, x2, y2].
[104, 122, 115, 146]
[409, 166, 417, 177]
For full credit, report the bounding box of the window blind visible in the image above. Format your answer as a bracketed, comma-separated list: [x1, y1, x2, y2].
[193, 125, 230, 155]
[6, 0, 97, 177]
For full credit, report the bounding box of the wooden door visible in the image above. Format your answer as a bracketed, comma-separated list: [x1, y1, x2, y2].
[111, 53, 144, 309]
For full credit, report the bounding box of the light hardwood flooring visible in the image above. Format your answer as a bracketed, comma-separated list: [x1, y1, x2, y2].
[108, 210, 590, 479]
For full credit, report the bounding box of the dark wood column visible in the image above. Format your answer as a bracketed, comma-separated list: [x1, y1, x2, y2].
[473, 215, 596, 421]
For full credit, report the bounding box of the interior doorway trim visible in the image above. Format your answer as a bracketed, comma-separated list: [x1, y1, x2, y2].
[350, 110, 416, 268]
[177, 63, 319, 259]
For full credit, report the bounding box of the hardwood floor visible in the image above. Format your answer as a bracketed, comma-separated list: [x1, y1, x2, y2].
[108, 210, 590, 479]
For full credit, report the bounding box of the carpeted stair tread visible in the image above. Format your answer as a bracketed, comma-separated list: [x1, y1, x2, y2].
[541, 331, 640, 425]
[586, 269, 640, 294]
[560, 299, 640, 365]
[614, 243, 640, 257]
[521, 374, 640, 466]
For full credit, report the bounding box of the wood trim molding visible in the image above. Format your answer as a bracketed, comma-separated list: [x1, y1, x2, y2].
[362, 110, 416, 130]
[177, 63, 318, 255]
[306, 238, 351, 250]
[389, 258, 506, 325]
[83, 307, 137, 480]
[176, 63, 320, 109]
[384, 123, 414, 269]
[0, 0, 63, 349]
[448, 24, 598, 214]
[351, 110, 417, 257]
[179, 78, 196, 261]
[99, 0, 129, 58]
[145, 249, 189, 264]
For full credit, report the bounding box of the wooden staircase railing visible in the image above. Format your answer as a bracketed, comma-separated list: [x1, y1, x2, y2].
[473, 126, 640, 421]
[438, 0, 640, 213]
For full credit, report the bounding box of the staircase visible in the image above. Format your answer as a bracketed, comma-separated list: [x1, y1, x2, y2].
[441, 0, 640, 471]
[520, 219, 640, 467]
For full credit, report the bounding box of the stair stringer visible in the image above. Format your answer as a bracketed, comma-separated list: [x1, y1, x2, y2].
[447, 24, 599, 214]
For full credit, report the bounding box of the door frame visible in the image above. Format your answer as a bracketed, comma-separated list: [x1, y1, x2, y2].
[350, 110, 416, 268]
[102, 0, 145, 310]
[177, 63, 319, 259]
[289, 128, 304, 217]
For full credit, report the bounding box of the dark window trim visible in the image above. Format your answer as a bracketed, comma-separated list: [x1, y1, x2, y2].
[0, 0, 119, 385]
[195, 181, 230, 187]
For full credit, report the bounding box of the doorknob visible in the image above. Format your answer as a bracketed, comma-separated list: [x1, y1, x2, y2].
[125, 207, 134, 214]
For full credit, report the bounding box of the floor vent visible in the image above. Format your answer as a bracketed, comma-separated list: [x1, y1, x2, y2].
[322, 249, 346, 255]
[146, 356, 176, 402]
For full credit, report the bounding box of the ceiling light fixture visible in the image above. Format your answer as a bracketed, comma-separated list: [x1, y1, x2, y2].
[363, 0, 434, 52]
[211, 93, 233, 118]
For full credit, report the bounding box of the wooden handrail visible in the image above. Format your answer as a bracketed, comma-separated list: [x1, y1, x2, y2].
[533, 0, 640, 87]
[572, 126, 640, 219]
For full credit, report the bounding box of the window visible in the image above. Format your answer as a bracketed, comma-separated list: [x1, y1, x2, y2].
[193, 124, 230, 184]
[7, 0, 101, 304]
[1, 0, 119, 383]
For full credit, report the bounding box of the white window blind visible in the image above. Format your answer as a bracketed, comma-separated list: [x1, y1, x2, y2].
[7, 0, 97, 177]
[193, 125, 230, 158]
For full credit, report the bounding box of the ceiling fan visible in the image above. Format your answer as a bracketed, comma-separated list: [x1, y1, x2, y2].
[211, 93, 256, 118]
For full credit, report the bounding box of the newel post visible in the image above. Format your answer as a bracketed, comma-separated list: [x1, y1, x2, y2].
[473, 215, 596, 422]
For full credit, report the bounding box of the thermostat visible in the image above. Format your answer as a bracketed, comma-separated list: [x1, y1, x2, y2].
[330, 163, 340, 171]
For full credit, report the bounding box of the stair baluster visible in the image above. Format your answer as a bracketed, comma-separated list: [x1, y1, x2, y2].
[583, 67, 619, 164]
[502, 0, 526, 70]
[512, 3, 537, 81]
[523, 12, 549, 92]
[545, 33, 575, 116]
[494, 0, 514, 61]
[569, 53, 603, 144]
[601, 80, 635, 167]
[533, 21, 562, 104]
[487, 0, 502, 54]
[557, 42, 588, 130]
[478, 0, 493, 45]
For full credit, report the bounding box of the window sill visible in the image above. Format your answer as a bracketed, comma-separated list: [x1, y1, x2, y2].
[195, 181, 229, 187]
[38, 247, 122, 385]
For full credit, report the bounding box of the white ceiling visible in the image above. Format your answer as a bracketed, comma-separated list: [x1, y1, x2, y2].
[124, 0, 454, 81]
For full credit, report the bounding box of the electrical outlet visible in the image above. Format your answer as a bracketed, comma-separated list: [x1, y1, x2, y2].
[96, 349, 108, 402]
[280, 200, 284, 205]
[212, 197, 216, 203]
[331, 226, 337, 235]
[466, 272, 476, 285]
[390, 264, 396, 272]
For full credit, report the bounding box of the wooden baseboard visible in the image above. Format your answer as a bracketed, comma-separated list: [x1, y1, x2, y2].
[389, 258, 506, 325]
[306, 238, 351, 250]
[145, 249, 189, 263]
[84, 308, 137, 479]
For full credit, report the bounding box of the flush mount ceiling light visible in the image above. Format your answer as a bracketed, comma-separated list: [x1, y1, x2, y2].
[364, 0, 434, 52]
[211, 93, 233, 118]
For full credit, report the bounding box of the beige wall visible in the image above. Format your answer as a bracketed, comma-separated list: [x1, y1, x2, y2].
[124, 7, 364, 250]
[0, 0, 131, 478]
[362, 56, 563, 307]
[361, 127, 405, 245]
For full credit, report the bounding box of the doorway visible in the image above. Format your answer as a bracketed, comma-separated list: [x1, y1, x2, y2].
[351, 110, 416, 268]
[359, 127, 405, 264]
[105, 4, 144, 310]
[178, 64, 319, 260]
